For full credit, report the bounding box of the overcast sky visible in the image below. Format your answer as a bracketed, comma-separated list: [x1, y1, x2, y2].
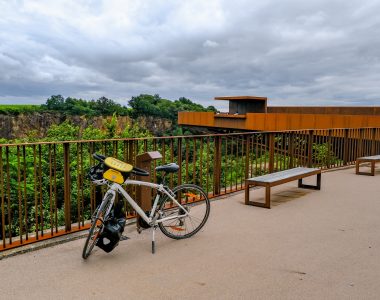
[1, 0, 380, 109]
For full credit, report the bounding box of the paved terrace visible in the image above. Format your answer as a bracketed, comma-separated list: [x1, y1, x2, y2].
[1, 166, 380, 300]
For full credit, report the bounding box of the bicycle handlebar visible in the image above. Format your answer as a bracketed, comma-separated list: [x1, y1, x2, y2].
[131, 167, 150, 177]
[93, 153, 106, 162]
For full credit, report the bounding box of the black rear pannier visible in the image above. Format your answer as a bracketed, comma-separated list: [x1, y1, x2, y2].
[96, 217, 126, 253]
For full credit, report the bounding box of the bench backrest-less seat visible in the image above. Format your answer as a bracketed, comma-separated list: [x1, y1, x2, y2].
[245, 167, 322, 209]
[356, 155, 380, 176]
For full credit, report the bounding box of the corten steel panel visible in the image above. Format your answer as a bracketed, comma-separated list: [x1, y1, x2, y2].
[300, 114, 316, 130]
[268, 106, 380, 115]
[320, 115, 328, 128]
[265, 114, 277, 131]
[276, 114, 288, 131]
[214, 117, 246, 129]
[289, 114, 302, 130]
[368, 116, 379, 127]
[178, 112, 380, 130]
[246, 113, 266, 130]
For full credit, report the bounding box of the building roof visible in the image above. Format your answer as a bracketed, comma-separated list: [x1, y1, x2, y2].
[214, 96, 267, 101]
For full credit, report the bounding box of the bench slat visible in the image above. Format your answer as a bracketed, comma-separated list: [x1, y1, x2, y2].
[247, 167, 320, 183]
[357, 155, 380, 161]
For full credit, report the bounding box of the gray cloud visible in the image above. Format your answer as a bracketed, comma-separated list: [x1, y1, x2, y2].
[0, 0, 380, 109]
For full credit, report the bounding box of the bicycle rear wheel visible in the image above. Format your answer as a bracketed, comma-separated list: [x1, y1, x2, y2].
[82, 193, 114, 259]
[158, 184, 210, 239]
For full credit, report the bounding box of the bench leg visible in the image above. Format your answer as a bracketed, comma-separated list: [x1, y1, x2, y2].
[298, 173, 321, 190]
[356, 161, 376, 176]
[245, 183, 271, 209]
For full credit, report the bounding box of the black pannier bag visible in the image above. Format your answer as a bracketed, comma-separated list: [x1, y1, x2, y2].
[96, 217, 126, 253]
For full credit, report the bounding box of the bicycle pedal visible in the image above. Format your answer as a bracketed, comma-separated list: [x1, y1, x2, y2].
[120, 235, 130, 241]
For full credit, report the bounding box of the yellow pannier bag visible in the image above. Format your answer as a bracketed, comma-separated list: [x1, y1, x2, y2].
[103, 169, 125, 184]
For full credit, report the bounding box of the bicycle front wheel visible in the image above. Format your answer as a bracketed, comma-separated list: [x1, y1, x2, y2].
[82, 193, 114, 259]
[158, 184, 210, 239]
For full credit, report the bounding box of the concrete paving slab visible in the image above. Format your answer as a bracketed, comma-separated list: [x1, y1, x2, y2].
[0, 167, 380, 300]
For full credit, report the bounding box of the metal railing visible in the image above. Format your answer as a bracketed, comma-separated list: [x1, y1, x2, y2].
[1, 127, 380, 251]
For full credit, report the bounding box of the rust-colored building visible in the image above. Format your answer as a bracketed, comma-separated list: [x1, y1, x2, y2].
[178, 96, 380, 131]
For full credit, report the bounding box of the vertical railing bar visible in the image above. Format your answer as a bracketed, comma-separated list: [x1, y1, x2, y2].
[199, 138, 204, 190]
[177, 138, 182, 187]
[5, 147, 12, 244]
[80, 143, 84, 227]
[0, 146, 5, 247]
[249, 136, 253, 177]
[5, 146, 12, 245]
[245, 135, 250, 186]
[185, 139, 189, 183]
[38, 145, 43, 236]
[4, 146, 12, 245]
[17, 146, 23, 244]
[240, 136, 244, 189]
[224, 137, 228, 193]
[229, 136, 233, 191]
[153, 139, 157, 184]
[170, 139, 174, 188]
[77, 143, 81, 228]
[63, 143, 71, 232]
[235, 136, 238, 190]
[33, 145, 38, 240]
[49, 144, 54, 235]
[54, 144, 58, 233]
[162, 139, 166, 165]
[22, 146, 28, 240]
[192, 137, 196, 185]
[206, 138, 210, 195]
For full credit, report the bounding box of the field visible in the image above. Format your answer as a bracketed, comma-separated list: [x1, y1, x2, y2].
[0, 104, 41, 114]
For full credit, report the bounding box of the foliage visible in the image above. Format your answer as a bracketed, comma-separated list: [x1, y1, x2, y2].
[128, 94, 217, 122]
[42, 95, 130, 116]
[0, 105, 41, 115]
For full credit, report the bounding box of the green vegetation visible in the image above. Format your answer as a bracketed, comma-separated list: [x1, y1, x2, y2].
[0, 94, 217, 119]
[0, 105, 41, 115]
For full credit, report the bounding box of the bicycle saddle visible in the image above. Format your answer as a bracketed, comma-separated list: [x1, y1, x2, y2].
[155, 163, 179, 173]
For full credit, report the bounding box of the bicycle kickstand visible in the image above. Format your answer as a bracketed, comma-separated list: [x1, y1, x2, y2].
[151, 226, 157, 254]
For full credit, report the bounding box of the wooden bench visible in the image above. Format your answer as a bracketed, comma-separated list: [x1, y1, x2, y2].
[245, 167, 322, 209]
[356, 155, 380, 176]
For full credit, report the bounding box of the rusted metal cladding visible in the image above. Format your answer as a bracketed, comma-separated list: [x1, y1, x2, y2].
[178, 112, 380, 131]
[268, 106, 380, 115]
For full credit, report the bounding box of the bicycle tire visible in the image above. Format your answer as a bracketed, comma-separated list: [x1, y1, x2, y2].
[82, 193, 114, 259]
[158, 184, 210, 240]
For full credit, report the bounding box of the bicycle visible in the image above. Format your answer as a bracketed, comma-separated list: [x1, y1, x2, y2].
[82, 153, 210, 259]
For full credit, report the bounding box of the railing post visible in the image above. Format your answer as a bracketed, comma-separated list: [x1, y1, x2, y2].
[358, 128, 364, 158]
[268, 133, 275, 173]
[245, 135, 250, 180]
[327, 129, 332, 169]
[213, 136, 222, 195]
[307, 130, 314, 167]
[177, 138, 182, 186]
[371, 128, 376, 155]
[288, 133, 294, 169]
[63, 143, 71, 232]
[343, 129, 349, 165]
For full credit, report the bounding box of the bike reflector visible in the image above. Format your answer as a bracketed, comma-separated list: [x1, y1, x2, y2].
[169, 226, 186, 231]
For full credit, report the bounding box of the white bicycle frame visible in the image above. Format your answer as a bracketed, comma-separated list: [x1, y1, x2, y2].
[105, 179, 190, 226]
